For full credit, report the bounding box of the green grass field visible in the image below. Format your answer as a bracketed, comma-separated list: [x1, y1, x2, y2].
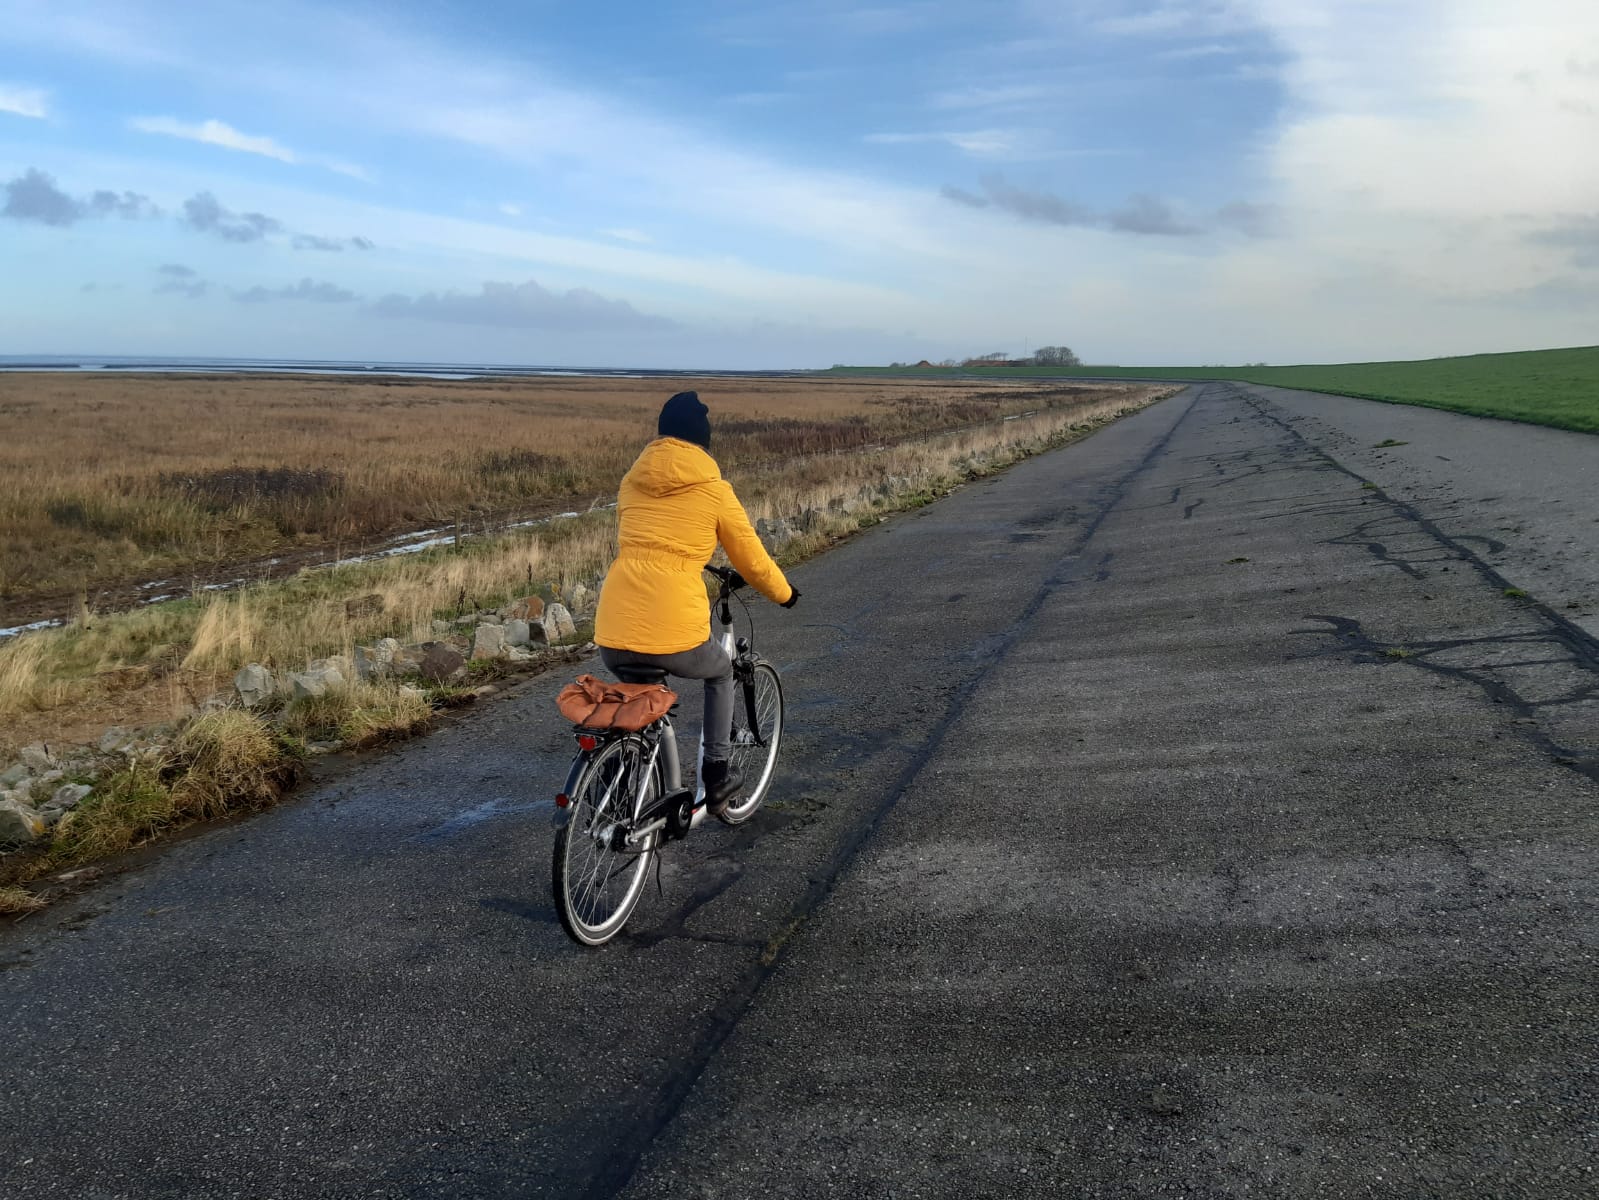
[828, 345, 1599, 434]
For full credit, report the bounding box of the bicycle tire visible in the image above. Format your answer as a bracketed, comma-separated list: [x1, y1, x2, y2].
[552, 736, 659, 945]
[718, 660, 783, 825]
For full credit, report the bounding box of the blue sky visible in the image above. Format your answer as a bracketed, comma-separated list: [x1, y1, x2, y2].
[2, 0, 1596, 368]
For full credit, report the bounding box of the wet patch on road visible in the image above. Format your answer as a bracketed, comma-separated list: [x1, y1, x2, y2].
[411, 795, 546, 843]
[478, 896, 559, 925]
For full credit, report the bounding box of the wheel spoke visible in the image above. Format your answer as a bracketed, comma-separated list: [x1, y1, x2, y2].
[718, 663, 782, 823]
[554, 737, 658, 943]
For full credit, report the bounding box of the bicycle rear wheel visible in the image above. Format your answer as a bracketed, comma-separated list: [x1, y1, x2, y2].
[552, 736, 658, 945]
[718, 660, 783, 825]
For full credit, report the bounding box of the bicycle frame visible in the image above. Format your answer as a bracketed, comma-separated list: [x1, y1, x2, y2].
[551, 714, 707, 840]
[553, 567, 763, 836]
[551, 563, 786, 946]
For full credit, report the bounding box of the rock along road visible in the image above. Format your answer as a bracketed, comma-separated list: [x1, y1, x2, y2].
[3, 383, 1596, 1199]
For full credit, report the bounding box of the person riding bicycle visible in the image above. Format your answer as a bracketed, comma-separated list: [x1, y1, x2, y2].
[594, 391, 799, 814]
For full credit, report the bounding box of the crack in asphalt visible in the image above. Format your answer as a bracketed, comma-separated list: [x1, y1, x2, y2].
[1425, 834, 1492, 888]
[1240, 391, 1599, 668]
[1295, 613, 1598, 783]
[1203, 388, 1599, 785]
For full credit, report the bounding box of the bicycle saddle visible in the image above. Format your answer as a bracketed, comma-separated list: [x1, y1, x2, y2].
[613, 665, 669, 685]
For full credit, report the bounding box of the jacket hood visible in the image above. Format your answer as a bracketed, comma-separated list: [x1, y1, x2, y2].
[625, 437, 722, 497]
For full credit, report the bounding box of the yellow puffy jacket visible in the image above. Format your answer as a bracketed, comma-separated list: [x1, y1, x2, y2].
[595, 437, 794, 654]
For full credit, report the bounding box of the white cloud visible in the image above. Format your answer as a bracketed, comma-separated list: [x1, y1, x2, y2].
[723, 91, 795, 106]
[498, 202, 522, 217]
[350, 203, 920, 317]
[1088, 1, 1253, 39]
[603, 228, 651, 244]
[8, 0, 1598, 366]
[128, 113, 372, 180]
[1245, 0, 1599, 290]
[0, 82, 48, 118]
[928, 83, 1057, 112]
[324, 160, 374, 182]
[704, 2, 947, 45]
[1156, 41, 1242, 60]
[131, 116, 297, 162]
[395, 84, 961, 263]
[234, 277, 358, 304]
[370, 278, 670, 331]
[865, 129, 1023, 157]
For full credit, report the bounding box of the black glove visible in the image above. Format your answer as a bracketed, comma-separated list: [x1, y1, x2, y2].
[781, 589, 801, 609]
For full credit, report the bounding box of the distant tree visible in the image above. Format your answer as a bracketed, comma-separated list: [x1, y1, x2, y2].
[1032, 345, 1081, 366]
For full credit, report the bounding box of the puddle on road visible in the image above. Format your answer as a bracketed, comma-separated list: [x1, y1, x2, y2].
[413, 796, 546, 843]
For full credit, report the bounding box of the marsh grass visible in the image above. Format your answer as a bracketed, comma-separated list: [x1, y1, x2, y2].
[166, 709, 297, 820]
[280, 680, 433, 747]
[41, 764, 178, 867]
[0, 381, 1169, 743]
[2, 707, 305, 894]
[0, 372, 1120, 603]
[0, 384, 1169, 905]
[0, 884, 46, 914]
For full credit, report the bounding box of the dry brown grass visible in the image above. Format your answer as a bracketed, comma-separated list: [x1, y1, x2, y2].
[0, 884, 47, 914]
[1, 706, 303, 894]
[279, 679, 434, 747]
[166, 709, 294, 820]
[0, 377, 1173, 747]
[27, 764, 177, 869]
[0, 381, 1173, 902]
[0, 372, 1117, 606]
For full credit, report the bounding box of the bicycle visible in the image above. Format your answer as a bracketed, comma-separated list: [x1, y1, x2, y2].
[550, 565, 786, 946]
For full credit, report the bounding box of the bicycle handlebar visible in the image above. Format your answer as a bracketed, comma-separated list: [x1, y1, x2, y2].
[705, 564, 747, 592]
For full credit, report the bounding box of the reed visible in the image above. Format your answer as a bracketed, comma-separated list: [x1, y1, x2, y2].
[0, 380, 1172, 746]
[0, 372, 1120, 606]
[0, 383, 1171, 898]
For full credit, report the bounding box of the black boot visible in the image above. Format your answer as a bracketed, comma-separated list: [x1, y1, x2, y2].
[701, 758, 744, 815]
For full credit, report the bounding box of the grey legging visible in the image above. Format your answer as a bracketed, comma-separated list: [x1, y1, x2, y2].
[600, 638, 733, 762]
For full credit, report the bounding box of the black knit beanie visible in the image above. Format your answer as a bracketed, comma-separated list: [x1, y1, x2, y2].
[658, 390, 711, 449]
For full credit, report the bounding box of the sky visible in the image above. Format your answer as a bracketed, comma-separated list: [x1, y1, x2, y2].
[1, 0, 1596, 368]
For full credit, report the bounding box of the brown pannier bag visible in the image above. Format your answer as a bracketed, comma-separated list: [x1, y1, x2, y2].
[556, 674, 677, 732]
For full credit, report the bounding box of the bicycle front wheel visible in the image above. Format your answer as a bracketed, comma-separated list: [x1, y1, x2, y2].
[552, 736, 658, 945]
[719, 660, 784, 825]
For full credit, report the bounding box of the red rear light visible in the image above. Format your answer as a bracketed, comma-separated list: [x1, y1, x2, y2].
[555, 792, 570, 808]
[577, 734, 599, 751]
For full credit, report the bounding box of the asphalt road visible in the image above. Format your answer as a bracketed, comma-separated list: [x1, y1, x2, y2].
[3, 383, 1595, 1198]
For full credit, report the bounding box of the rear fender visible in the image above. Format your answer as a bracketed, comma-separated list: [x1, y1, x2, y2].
[549, 752, 590, 829]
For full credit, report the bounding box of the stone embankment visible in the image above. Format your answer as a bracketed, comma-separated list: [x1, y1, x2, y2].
[231, 593, 585, 710]
[0, 591, 593, 856]
[0, 731, 146, 848]
[2, 478, 998, 858]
